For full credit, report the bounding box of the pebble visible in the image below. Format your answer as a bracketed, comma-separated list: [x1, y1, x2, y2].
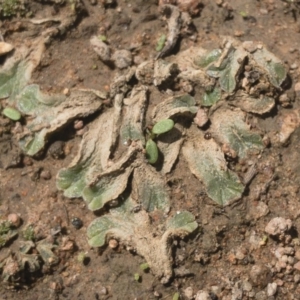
[194, 108, 208, 128]
[294, 274, 300, 283]
[195, 290, 210, 300]
[295, 82, 300, 93]
[290, 63, 298, 70]
[287, 256, 295, 265]
[267, 283, 277, 297]
[231, 286, 243, 300]
[71, 217, 83, 229]
[295, 249, 300, 260]
[255, 291, 267, 300]
[250, 265, 271, 288]
[98, 286, 107, 295]
[278, 93, 290, 106]
[249, 231, 262, 250]
[184, 287, 194, 300]
[108, 239, 119, 249]
[281, 255, 288, 263]
[112, 49, 132, 69]
[248, 291, 256, 298]
[74, 120, 84, 130]
[0, 42, 14, 56]
[242, 281, 253, 292]
[250, 201, 269, 219]
[90, 36, 111, 62]
[48, 141, 65, 159]
[259, 8, 268, 15]
[133, 55, 144, 65]
[153, 291, 162, 297]
[275, 279, 283, 286]
[63, 88, 70, 96]
[40, 169, 52, 180]
[242, 41, 258, 53]
[23, 156, 33, 166]
[234, 30, 244, 37]
[265, 217, 292, 236]
[7, 213, 21, 227]
[293, 261, 300, 271]
[277, 260, 287, 270]
[210, 286, 221, 295]
[62, 271, 69, 277]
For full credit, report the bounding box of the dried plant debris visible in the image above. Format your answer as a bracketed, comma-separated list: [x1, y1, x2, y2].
[156, 123, 184, 174]
[153, 59, 178, 86]
[0, 224, 60, 286]
[156, 5, 182, 59]
[36, 239, 59, 266]
[232, 91, 275, 114]
[87, 196, 197, 283]
[18, 88, 103, 156]
[1, 35, 291, 281]
[132, 162, 170, 212]
[152, 94, 198, 121]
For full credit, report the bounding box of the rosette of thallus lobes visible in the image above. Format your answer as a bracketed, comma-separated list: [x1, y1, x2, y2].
[0, 37, 287, 282]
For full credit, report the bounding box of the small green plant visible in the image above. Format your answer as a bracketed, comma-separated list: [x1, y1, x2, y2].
[0, 221, 18, 248]
[134, 273, 141, 282]
[239, 11, 248, 18]
[2, 107, 21, 121]
[0, 0, 27, 18]
[145, 119, 174, 164]
[173, 292, 180, 300]
[156, 34, 167, 52]
[0, 221, 11, 235]
[22, 225, 35, 241]
[77, 252, 86, 263]
[98, 35, 107, 42]
[139, 262, 149, 271]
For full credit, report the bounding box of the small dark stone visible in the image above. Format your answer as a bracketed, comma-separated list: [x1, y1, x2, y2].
[11, 193, 21, 201]
[209, 292, 219, 300]
[30, 168, 41, 181]
[204, 132, 212, 140]
[48, 141, 65, 159]
[243, 15, 257, 25]
[71, 217, 83, 229]
[40, 169, 52, 180]
[23, 156, 33, 166]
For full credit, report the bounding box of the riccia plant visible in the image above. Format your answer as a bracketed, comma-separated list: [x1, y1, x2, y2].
[0, 33, 289, 282]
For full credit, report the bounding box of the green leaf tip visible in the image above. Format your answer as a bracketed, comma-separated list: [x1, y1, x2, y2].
[156, 34, 166, 52]
[152, 119, 175, 135]
[2, 107, 21, 121]
[146, 139, 159, 164]
[140, 263, 150, 271]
